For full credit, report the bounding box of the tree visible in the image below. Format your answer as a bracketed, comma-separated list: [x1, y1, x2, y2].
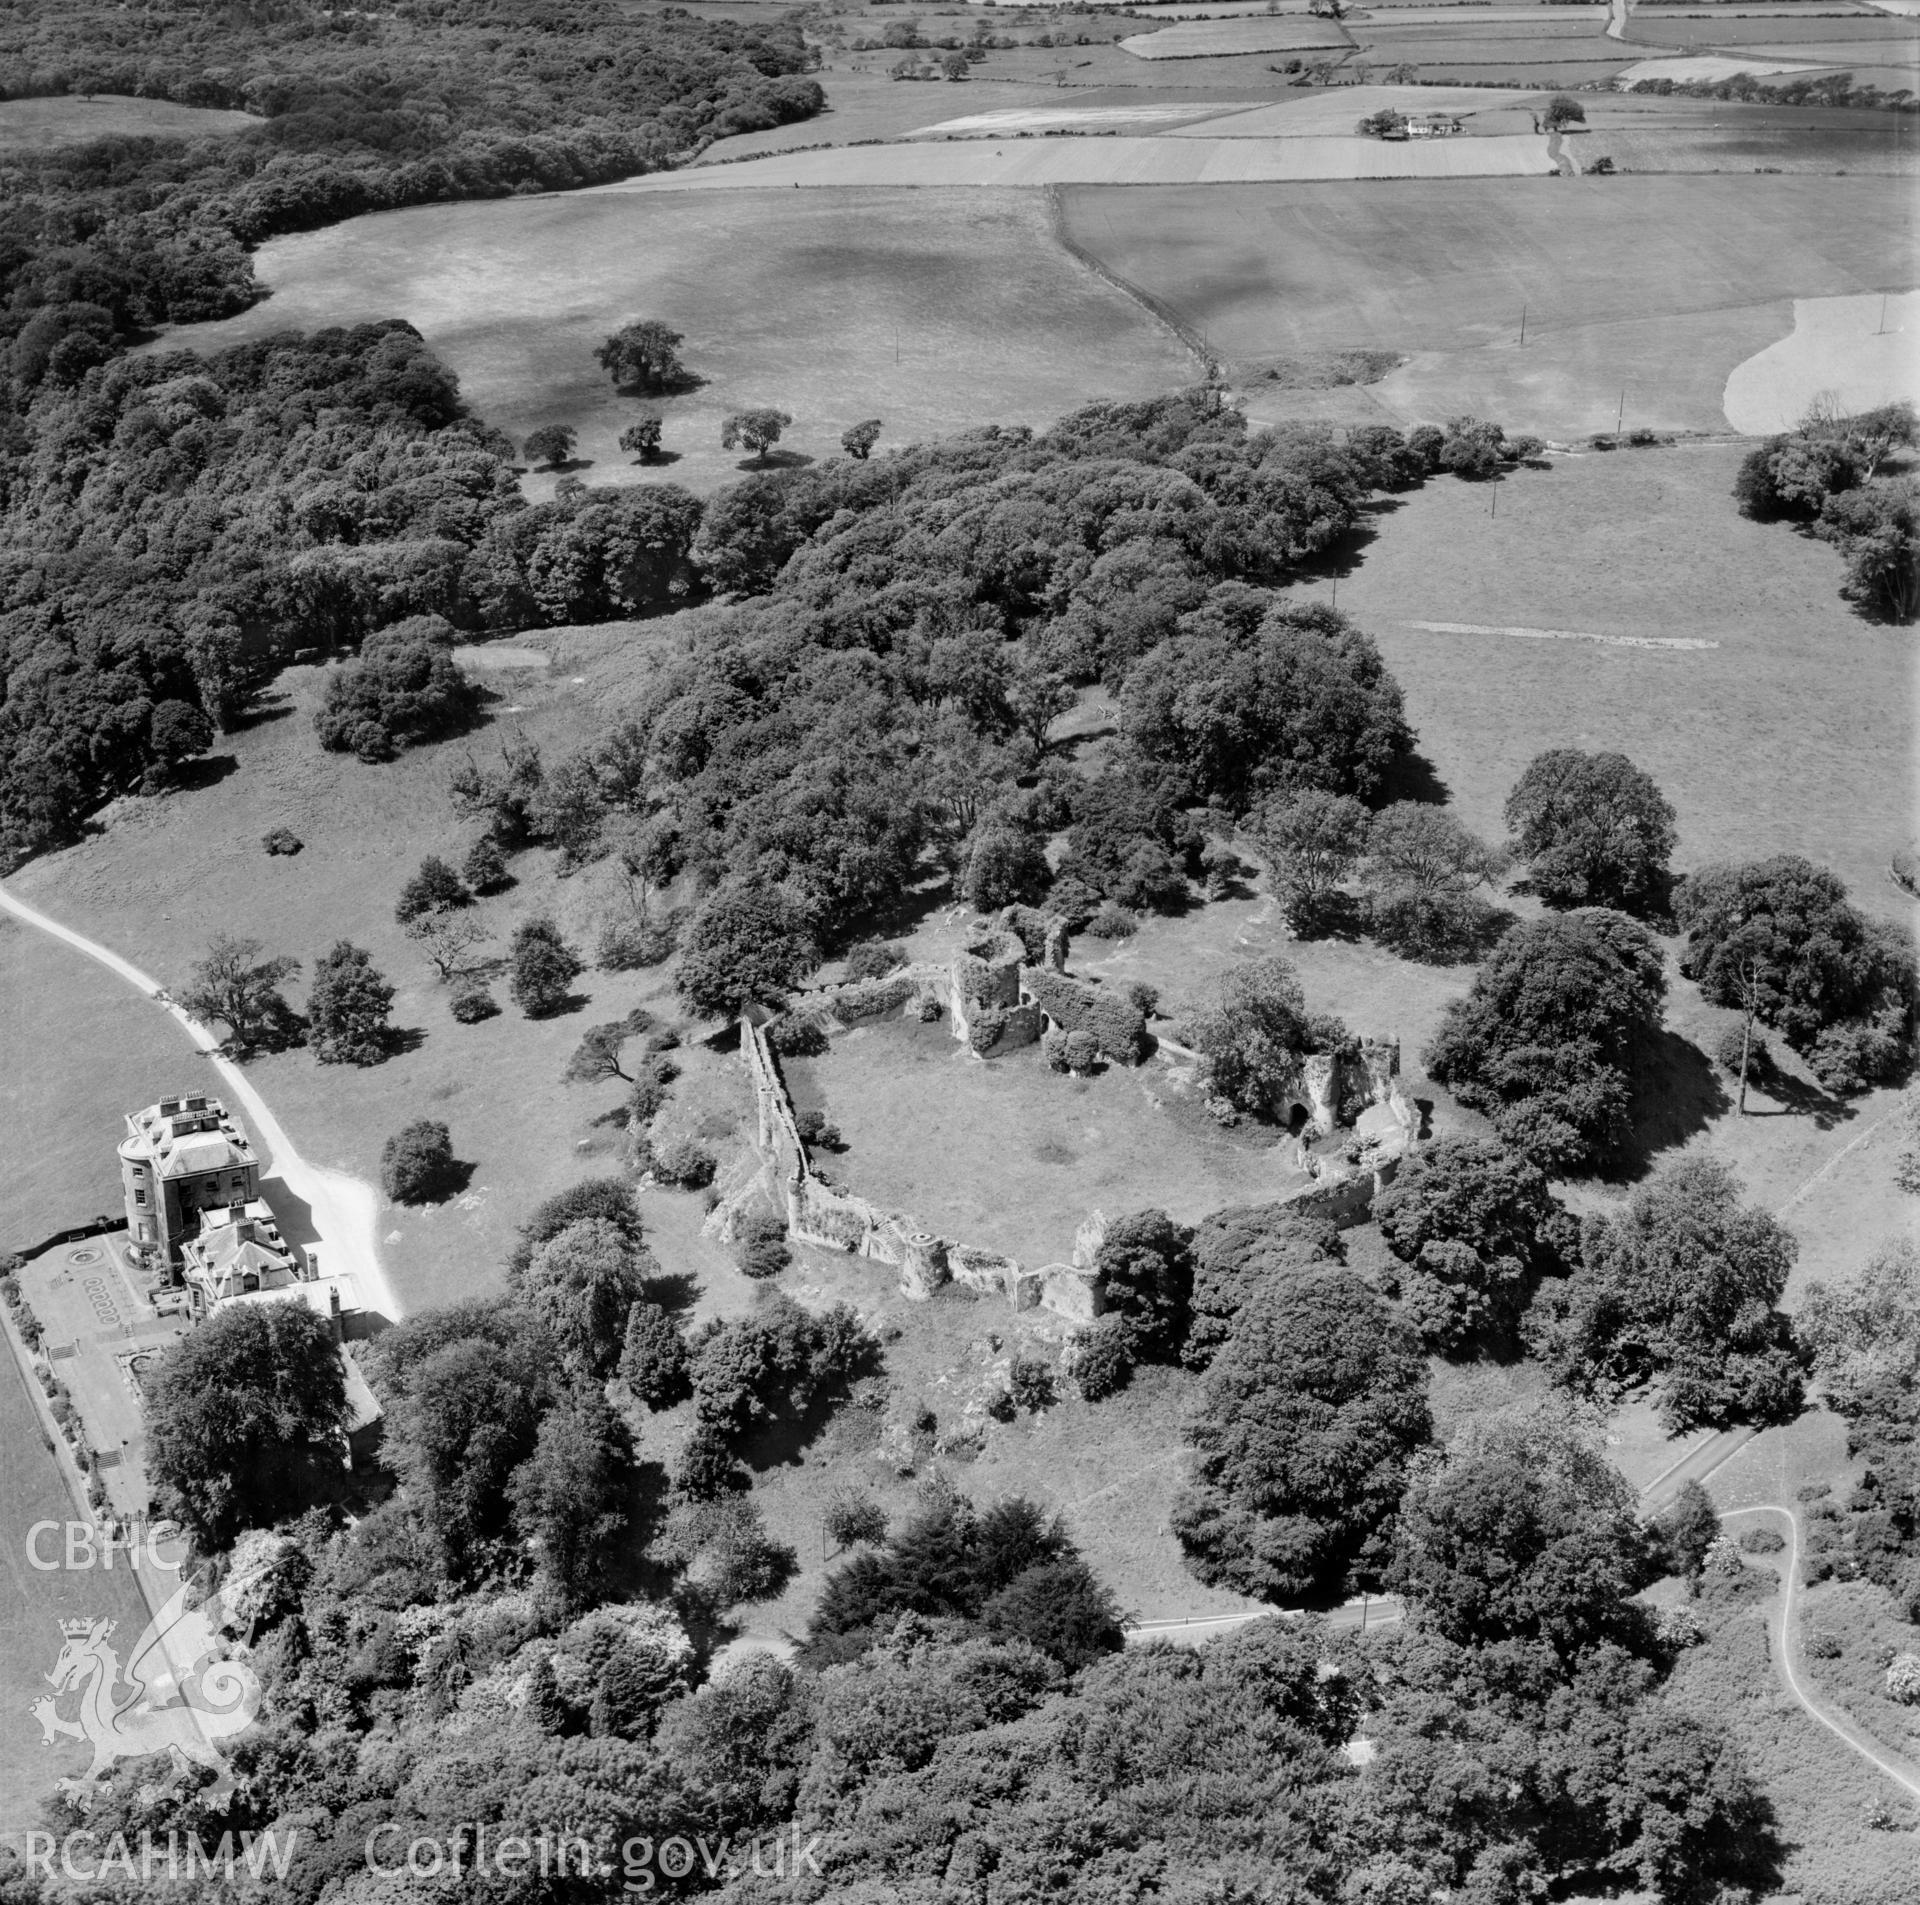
[523, 423, 577, 469]
[143, 1303, 349, 1547]
[1120, 599, 1409, 814]
[509, 1387, 636, 1609]
[1818, 475, 1920, 622]
[407, 908, 491, 984]
[1389, 1421, 1658, 1665]
[676, 884, 818, 1020]
[1360, 801, 1508, 961]
[596, 319, 688, 393]
[509, 915, 584, 1017]
[618, 416, 664, 462]
[1184, 955, 1346, 1121]
[146, 699, 215, 786]
[1424, 909, 1667, 1172]
[179, 934, 300, 1056]
[1248, 789, 1371, 935]
[825, 1490, 889, 1552]
[1676, 856, 1915, 1091]
[1374, 1137, 1564, 1353]
[1503, 750, 1677, 915]
[940, 49, 969, 79]
[1543, 93, 1586, 129]
[307, 939, 395, 1064]
[381, 1119, 460, 1203]
[1657, 1479, 1722, 1580]
[1092, 1209, 1194, 1358]
[840, 418, 882, 460]
[1185, 1204, 1342, 1371]
[1171, 1270, 1431, 1604]
[520, 1217, 651, 1378]
[689, 1294, 874, 1443]
[1356, 108, 1407, 138]
[1541, 1154, 1803, 1431]
[464, 835, 510, 894]
[395, 854, 470, 924]
[722, 408, 793, 465]
[384, 1326, 550, 1575]
[564, 1013, 650, 1085]
[313, 616, 478, 762]
[982, 1559, 1122, 1670]
[1004, 656, 1074, 762]
[620, 1299, 692, 1408]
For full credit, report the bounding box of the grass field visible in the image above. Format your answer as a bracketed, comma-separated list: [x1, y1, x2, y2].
[1163, 85, 1548, 133]
[1059, 172, 1908, 431]
[610, 133, 1555, 186]
[1724, 288, 1920, 430]
[161, 187, 1194, 501]
[1324, 443, 1914, 910]
[1120, 17, 1356, 56]
[0, 92, 256, 152]
[1630, 9, 1920, 39]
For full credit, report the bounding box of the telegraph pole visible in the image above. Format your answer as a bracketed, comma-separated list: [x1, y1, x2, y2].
[1519, 302, 1527, 346]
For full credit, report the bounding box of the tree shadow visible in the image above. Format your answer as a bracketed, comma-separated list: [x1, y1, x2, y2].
[734, 449, 813, 473]
[523, 990, 591, 1020]
[382, 1025, 429, 1059]
[1615, 1028, 1731, 1177]
[629, 448, 684, 467]
[1377, 746, 1453, 807]
[614, 370, 706, 399]
[160, 753, 240, 794]
[643, 1268, 703, 1315]
[225, 696, 294, 734]
[1740, 1063, 1856, 1130]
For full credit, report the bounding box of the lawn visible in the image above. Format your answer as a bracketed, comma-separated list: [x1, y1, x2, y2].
[0, 915, 205, 1249]
[6, 650, 741, 1318]
[0, 92, 255, 152]
[159, 187, 1195, 501]
[1060, 172, 1907, 431]
[783, 1007, 1313, 1273]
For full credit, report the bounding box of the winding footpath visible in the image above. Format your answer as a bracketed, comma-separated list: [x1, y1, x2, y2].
[1720, 1504, 1920, 1804]
[0, 879, 398, 1323]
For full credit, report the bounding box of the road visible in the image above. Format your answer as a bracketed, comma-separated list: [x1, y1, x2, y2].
[1720, 1504, 1920, 1803]
[0, 880, 398, 1323]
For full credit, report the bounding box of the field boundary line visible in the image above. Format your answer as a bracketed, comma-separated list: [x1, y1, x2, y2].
[1045, 184, 1212, 367]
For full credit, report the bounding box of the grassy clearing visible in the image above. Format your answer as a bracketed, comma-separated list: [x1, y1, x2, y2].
[0, 92, 255, 152]
[1061, 172, 1905, 430]
[785, 1006, 1311, 1272]
[162, 187, 1193, 501]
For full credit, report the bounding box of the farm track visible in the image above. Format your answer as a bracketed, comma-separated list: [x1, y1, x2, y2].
[1721, 1505, 1920, 1803]
[0, 881, 398, 1323]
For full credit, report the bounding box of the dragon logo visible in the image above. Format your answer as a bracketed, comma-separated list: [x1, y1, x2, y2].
[30, 1582, 260, 1793]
